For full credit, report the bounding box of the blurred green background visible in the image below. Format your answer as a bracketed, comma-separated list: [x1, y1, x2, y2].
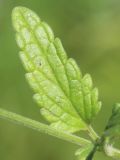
[0, 0, 120, 159]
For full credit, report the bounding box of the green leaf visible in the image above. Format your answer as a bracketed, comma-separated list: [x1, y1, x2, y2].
[12, 6, 101, 133]
[104, 103, 120, 138]
[75, 144, 94, 160]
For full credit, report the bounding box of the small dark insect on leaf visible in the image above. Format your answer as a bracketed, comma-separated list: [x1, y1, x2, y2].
[38, 61, 41, 66]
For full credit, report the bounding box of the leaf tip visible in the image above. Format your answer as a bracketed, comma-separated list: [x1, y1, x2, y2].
[12, 6, 40, 32]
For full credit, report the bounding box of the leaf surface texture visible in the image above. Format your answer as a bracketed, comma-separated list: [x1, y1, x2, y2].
[12, 7, 101, 133]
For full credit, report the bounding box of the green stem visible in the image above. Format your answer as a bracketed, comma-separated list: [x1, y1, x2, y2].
[0, 108, 91, 146]
[88, 125, 100, 141]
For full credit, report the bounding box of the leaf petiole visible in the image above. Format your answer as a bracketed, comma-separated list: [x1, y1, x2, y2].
[88, 125, 100, 141]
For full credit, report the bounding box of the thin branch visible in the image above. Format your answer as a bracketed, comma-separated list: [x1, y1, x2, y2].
[0, 108, 91, 146]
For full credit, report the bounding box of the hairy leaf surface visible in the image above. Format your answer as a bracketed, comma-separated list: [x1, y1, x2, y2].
[12, 6, 101, 133]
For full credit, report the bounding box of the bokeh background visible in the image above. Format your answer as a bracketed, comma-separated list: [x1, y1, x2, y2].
[0, 0, 120, 159]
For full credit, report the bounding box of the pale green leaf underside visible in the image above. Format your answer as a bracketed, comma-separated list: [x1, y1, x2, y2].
[12, 6, 101, 133]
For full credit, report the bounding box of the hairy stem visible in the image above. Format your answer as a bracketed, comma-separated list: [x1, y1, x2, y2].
[0, 108, 91, 146]
[88, 125, 100, 141]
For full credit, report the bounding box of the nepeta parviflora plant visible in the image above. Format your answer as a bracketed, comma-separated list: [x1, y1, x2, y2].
[0, 6, 120, 160]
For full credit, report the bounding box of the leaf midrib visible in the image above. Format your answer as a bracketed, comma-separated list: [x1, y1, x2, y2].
[19, 9, 88, 126]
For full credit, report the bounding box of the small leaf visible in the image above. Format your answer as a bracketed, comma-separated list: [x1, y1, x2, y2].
[75, 144, 94, 160]
[104, 103, 120, 138]
[12, 6, 101, 133]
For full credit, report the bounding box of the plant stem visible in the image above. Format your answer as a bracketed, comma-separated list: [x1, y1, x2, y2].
[0, 108, 91, 146]
[88, 125, 100, 141]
